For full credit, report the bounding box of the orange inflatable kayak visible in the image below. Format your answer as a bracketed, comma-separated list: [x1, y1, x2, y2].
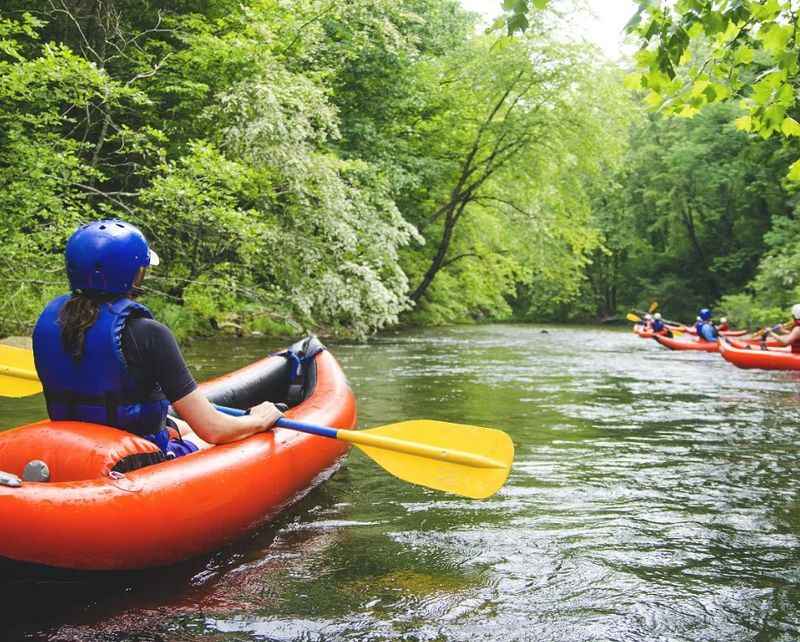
[718, 338, 800, 371]
[653, 334, 719, 352]
[0, 337, 356, 571]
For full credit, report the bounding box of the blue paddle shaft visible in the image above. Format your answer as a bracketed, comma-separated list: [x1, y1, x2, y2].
[213, 404, 247, 417]
[213, 403, 339, 439]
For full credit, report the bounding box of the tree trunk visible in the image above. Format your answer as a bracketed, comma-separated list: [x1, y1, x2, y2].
[410, 209, 459, 303]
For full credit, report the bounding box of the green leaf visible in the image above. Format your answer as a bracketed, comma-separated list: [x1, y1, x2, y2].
[788, 158, 800, 182]
[690, 79, 709, 97]
[644, 91, 662, 108]
[781, 117, 800, 137]
[777, 82, 794, 107]
[752, 0, 781, 21]
[488, 17, 506, 32]
[760, 23, 793, 54]
[506, 12, 529, 34]
[763, 103, 786, 131]
[624, 72, 643, 90]
[687, 21, 704, 38]
[734, 45, 753, 64]
[734, 114, 752, 131]
[624, 7, 645, 33]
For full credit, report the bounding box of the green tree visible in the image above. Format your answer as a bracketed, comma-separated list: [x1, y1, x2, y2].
[627, 0, 800, 178]
[582, 103, 791, 320]
[397, 32, 628, 318]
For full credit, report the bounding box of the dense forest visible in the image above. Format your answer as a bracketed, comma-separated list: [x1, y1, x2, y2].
[1, 0, 799, 339]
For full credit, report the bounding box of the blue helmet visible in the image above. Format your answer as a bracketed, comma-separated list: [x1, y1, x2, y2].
[699, 308, 712, 321]
[65, 220, 159, 294]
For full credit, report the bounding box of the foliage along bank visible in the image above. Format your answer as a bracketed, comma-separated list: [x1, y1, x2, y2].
[0, 0, 630, 340]
[501, 1, 800, 328]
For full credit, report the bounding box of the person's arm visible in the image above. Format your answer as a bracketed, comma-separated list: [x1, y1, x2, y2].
[769, 325, 800, 346]
[172, 391, 282, 444]
[124, 317, 282, 443]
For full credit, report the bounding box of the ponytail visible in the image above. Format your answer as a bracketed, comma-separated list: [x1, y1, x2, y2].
[58, 293, 109, 360]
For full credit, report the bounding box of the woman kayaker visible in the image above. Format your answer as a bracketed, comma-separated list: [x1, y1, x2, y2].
[767, 304, 800, 353]
[32, 220, 282, 457]
[696, 308, 718, 342]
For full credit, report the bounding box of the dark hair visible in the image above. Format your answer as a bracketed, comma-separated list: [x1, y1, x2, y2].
[58, 268, 145, 360]
[59, 293, 111, 360]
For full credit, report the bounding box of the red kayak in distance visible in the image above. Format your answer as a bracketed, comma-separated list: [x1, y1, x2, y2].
[653, 334, 719, 352]
[718, 338, 800, 371]
[727, 337, 783, 349]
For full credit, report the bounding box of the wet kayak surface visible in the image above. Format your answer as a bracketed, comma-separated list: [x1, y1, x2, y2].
[2, 325, 800, 641]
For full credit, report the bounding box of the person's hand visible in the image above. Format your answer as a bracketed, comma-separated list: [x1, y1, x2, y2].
[248, 401, 283, 431]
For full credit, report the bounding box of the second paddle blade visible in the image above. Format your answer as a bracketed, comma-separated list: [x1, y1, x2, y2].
[355, 420, 514, 499]
[0, 345, 43, 398]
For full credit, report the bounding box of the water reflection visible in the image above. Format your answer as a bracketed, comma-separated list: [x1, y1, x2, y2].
[3, 325, 800, 641]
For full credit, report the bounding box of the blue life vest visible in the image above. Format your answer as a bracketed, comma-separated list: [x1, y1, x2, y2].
[699, 322, 718, 342]
[33, 294, 169, 436]
[652, 319, 664, 332]
[695, 321, 704, 336]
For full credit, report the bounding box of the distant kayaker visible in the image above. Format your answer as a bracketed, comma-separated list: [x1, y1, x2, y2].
[32, 220, 282, 458]
[696, 308, 718, 342]
[717, 317, 730, 332]
[767, 304, 800, 353]
[651, 313, 672, 337]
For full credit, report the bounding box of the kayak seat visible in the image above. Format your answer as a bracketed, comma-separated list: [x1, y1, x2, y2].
[201, 336, 324, 412]
[0, 421, 164, 482]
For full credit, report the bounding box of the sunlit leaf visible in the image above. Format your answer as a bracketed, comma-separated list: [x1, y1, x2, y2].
[781, 117, 800, 137]
[788, 158, 800, 182]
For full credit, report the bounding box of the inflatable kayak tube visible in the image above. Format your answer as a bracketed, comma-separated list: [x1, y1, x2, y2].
[653, 334, 719, 352]
[0, 336, 356, 571]
[718, 338, 800, 371]
[728, 337, 783, 349]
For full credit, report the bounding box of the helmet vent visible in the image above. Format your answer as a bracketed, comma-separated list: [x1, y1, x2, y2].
[115, 223, 124, 228]
[99, 225, 106, 230]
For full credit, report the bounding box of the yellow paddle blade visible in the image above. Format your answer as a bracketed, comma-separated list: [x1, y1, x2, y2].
[649, 301, 658, 313]
[627, 313, 641, 323]
[0, 344, 42, 398]
[340, 420, 514, 499]
[671, 327, 684, 336]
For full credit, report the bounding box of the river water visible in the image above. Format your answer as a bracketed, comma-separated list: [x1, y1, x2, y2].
[2, 325, 800, 641]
